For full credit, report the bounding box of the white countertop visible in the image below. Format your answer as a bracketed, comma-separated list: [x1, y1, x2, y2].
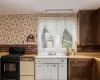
[35, 56, 68, 58]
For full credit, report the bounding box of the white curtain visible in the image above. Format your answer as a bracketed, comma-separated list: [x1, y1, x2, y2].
[38, 17, 77, 52]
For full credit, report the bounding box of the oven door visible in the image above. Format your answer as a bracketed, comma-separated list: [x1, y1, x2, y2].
[1, 60, 20, 80]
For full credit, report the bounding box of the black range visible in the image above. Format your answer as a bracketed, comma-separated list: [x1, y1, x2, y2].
[1, 47, 25, 80]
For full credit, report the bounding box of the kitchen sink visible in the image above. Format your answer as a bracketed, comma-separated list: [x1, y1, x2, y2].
[36, 52, 67, 58]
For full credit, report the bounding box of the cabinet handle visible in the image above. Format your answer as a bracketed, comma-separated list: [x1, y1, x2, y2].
[61, 65, 64, 67]
[46, 65, 49, 67]
[38, 65, 41, 67]
[82, 61, 88, 64]
[61, 60, 64, 62]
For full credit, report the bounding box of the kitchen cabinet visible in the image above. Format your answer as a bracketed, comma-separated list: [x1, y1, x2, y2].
[43, 64, 52, 80]
[68, 58, 93, 80]
[82, 66, 92, 80]
[35, 64, 43, 80]
[0, 59, 1, 80]
[36, 63, 58, 80]
[35, 58, 67, 80]
[59, 64, 67, 80]
[77, 10, 96, 45]
[20, 57, 34, 80]
[94, 8, 100, 44]
[43, 64, 58, 80]
[95, 59, 100, 80]
[77, 10, 100, 52]
[51, 64, 58, 80]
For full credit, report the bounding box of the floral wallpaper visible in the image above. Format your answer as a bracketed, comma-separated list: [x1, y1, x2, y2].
[0, 14, 76, 44]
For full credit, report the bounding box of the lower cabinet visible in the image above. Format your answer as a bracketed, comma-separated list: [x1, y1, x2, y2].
[82, 66, 92, 80]
[43, 64, 53, 80]
[20, 76, 34, 80]
[59, 64, 67, 80]
[43, 64, 58, 80]
[70, 66, 82, 80]
[35, 64, 43, 80]
[36, 63, 58, 80]
[51, 64, 58, 80]
[35, 58, 67, 80]
[68, 58, 93, 80]
[95, 59, 100, 80]
[0, 59, 1, 80]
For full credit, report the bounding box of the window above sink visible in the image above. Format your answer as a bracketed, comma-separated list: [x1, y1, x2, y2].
[38, 17, 77, 54]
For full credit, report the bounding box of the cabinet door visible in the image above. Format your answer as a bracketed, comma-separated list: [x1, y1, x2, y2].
[95, 8, 100, 44]
[82, 66, 92, 80]
[35, 64, 43, 80]
[80, 11, 90, 45]
[95, 59, 100, 80]
[78, 10, 95, 45]
[43, 64, 52, 80]
[70, 66, 82, 80]
[59, 64, 67, 80]
[51, 64, 58, 80]
[20, 76, 34, 80]
[20, 61, 34, 75]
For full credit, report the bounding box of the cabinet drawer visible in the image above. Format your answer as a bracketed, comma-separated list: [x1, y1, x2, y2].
[70, 58, 93, 66]
[43, 59, 58, 63]
[20, 76, 34, 80]
[81, 59, 93, 66]
[35, 59, 43, 63]
[59, 59, 67, 63]
[70, 59, 82, 65]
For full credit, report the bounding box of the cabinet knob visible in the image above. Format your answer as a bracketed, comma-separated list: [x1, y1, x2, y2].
[61, 60, 64, 62]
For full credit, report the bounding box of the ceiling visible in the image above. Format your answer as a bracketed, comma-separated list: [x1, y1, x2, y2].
[0, 0, 100, 14]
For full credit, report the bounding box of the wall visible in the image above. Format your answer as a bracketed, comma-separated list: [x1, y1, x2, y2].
[0, 14, 76, 44]
[0, 14, 37, 44]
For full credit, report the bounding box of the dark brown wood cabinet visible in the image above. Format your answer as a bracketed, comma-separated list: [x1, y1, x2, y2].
[68, 58, 93, 80]
[77, 9, 100, 52]
[82, 66, 92, 80]
[94, 8, 100, 45]
[77, 10, 96, 45]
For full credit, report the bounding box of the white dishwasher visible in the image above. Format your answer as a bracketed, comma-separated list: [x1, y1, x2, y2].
[35, 57, 67, 80]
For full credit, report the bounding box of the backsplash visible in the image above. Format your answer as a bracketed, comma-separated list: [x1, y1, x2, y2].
[0, 44, 37, 54]
[0, 14, 76, 44]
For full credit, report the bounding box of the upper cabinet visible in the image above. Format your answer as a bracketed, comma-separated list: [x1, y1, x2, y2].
[77, 10, 96, 45]
[94, 8, 100, 45]
[77, 9, 100, 52]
